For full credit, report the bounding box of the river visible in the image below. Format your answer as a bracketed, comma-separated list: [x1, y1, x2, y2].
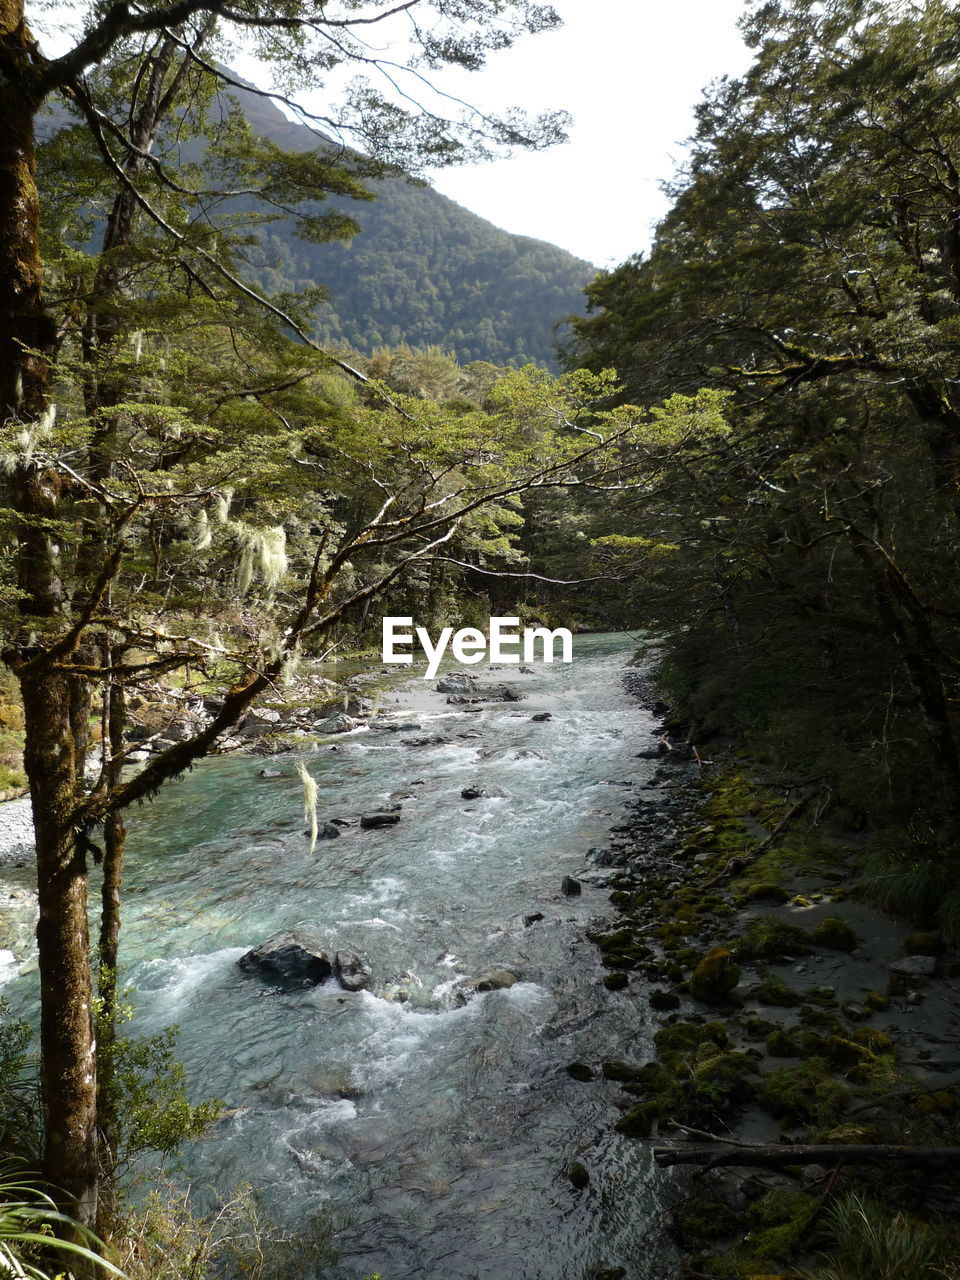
[3, 632, 679, 1279]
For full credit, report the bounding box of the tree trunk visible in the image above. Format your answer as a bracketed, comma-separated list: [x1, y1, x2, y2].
[1, 0, 99, 1227]
[19, 669, 99, 1227]
[96, 673, 126, 1238]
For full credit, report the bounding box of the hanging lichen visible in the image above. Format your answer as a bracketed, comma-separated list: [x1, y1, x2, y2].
[232, 524, 288, 596]
[296, 762, 318, 851]
[212, 487, 233, 525]
[0, 403, 56, 474]
[190, 508, 212, 551]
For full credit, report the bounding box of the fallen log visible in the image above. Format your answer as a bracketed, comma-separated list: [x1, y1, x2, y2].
[654, 1142, 960, 1169]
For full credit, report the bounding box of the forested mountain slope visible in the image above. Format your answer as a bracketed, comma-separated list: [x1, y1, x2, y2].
[221, 81, 595, 367]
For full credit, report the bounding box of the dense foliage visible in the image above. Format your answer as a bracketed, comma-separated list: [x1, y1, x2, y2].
[234, 82, 594, 367]
[569, 0, 960, 919]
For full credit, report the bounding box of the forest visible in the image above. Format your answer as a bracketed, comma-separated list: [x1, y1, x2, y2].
[2, 0, 960, 1278]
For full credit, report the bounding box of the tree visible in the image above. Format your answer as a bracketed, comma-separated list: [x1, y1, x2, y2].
[0, 0, 572, 1231]
[569, 0, 960, 836]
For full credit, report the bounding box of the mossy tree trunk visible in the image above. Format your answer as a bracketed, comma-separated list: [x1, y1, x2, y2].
[0, 0, 99, 1228]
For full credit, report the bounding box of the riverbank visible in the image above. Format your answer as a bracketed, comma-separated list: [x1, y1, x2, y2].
[583, 650, 960, 1277]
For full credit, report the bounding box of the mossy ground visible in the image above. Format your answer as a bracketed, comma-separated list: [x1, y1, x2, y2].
[584, 750, 960, 1280]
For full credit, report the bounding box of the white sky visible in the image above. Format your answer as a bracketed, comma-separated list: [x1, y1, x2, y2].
[36, 0, 754, 269]
[424, 0, 754, 266]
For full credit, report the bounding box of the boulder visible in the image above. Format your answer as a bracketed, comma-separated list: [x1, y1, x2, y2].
[360, 811, 402, 829]
[436, 675, 476, 694]
[530, 712, 552, 722]
[460, 785, 504, 800]
[237, 931, 333, 987]
[315, 713, 358, 735]
[561, 876, 582, 897]
[514, 749, 544, 760]
[248, 707, 282, 724]
[523, 912, 544, 927]
[474, 968, 521, 992]
[889, 955, 937, 978]
[488, 685, 524, 702]
[258, 768, 284, 779]
[457, 967, 522, 1001]
[401, 735, 450, 748]
[334, 950, 372, 992]
[316, 822, 341, 840]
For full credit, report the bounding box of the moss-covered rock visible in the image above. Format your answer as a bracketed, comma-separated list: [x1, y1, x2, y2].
[603, 971, 629, 992]
[852, 1027, 894, 1055]
[759, 1059, 849, 1127]
[650, 988, 681, 1011]
[690, 947, 741, 1005]
[765, 1028, 801, 1057]
[823, 1035, 877, 1069]
[732, 915, 814, 961]
[614, 1100, 658, 1137]
[840, 999, 872, 1022]
[744, 1016, 779, 1039]
[812, 915, 860, 951]
[566, 1061, 594, 1082]
[917, 1089, 956, 1115]
[903, 931, 945, 957]
[671, 1050, 759, 1124]
[754, 977, 801, 1006]
[803, 985, 837, 1007]
[798, 1006, 845, 1034]
[567, 1160, 590, 1189]
[865, 989, 890, 1011]
[673, 1196, 739, 1249]
[744, 1187, 818, 1262]
[741, 882, 790, 904]
[601, 1060, 670, 1087]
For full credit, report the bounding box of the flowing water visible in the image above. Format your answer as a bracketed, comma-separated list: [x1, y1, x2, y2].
[3, 633, 680, 1279]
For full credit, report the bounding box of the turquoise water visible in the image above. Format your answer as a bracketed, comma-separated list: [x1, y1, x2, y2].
[6, 634, 678, 1278]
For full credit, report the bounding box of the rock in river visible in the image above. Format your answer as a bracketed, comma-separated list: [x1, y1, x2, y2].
[237, 930, 333, 986]
[461, 785, 505, 800]
[456, 967, 522, 1002]
[360, 811, 402, 829]
[334, 950, 372, 992]
[315, 713, 358, 734]
[436, 675, 476, 694]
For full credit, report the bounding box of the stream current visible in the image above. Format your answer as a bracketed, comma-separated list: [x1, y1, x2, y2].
[5, 633, 679, 1279]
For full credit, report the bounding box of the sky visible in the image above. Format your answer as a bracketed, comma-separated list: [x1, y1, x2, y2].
[423, 0, 754, 267]
[36, 0, 754, 270]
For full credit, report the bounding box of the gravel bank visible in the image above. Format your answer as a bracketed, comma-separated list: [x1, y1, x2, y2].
[0, 796, 35, 867]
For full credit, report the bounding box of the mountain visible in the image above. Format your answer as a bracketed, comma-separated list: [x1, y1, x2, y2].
[228, 83, 595, 369]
